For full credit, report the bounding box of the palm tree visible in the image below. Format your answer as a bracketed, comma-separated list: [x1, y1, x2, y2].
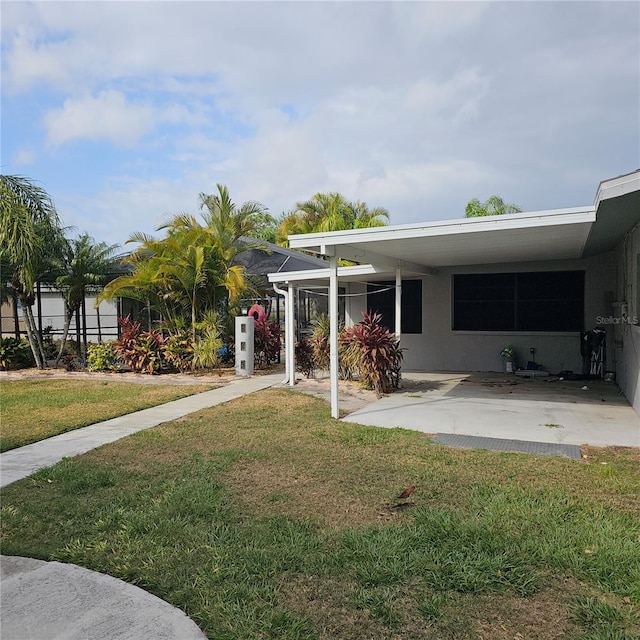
[199, 183, 267, 242]
[0, 175, 64, 367]
[465, 195, 522, 218]
[276, 193, 389, 245]
[54, 234, 120, 364]
[102, 185, 265, 341]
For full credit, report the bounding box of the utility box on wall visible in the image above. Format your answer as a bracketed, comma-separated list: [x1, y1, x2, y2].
[235, 316, 255, 376]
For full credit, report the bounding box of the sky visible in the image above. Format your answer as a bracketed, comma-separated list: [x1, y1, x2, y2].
[2, 0, 639, 249]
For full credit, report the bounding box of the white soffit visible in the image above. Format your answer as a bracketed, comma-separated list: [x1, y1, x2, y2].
[289, 207, 595, 268]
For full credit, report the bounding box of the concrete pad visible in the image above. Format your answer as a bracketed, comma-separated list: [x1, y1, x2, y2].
[0, 373, 283, 488]
[0, 555, 206, 640]
[343, 372, 640, 448]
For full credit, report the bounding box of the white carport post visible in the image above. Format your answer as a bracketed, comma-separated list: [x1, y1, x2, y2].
[287, 283, 296, 386]
[395, 264, 402, 339]
[329, 251, 340, 419]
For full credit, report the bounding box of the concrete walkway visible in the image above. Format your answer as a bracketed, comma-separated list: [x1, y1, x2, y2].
[0, 372, 283, 640]
[0, 372, 283, 488]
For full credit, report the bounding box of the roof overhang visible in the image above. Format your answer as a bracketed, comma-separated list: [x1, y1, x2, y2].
[289, 207, 596, 269]
[274, 170, 639, 281]
[584, 171, 640, 256]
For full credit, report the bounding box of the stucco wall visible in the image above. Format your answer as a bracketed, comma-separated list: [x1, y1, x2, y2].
[612, 222, 640, 413]
[347, 253, 617, 375]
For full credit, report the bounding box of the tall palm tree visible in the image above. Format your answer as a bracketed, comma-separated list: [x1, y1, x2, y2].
[276, 193, 389, 245]
[102, 185, 265, 340]
[54, 234, 120, 364]
[199, 183, 267, 243]
[0, 175, 64, 367]
[465, 195, 522, 218]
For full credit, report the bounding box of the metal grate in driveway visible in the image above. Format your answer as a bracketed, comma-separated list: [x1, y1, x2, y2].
[432, 434, 582, 459]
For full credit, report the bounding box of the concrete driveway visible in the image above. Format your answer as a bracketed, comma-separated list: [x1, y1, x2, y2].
[343, 372, 640, 448]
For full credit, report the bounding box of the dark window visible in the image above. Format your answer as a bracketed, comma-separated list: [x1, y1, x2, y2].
[367, 280, 422, 334]
[453, 271, 584, 332]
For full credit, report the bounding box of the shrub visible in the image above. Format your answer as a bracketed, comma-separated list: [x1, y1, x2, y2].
[115, 317, 168, 374]
[192, 329, 223, 371]
[295, 337, 315, 379]
[311, 314, 330, 371]
[41, 326, 59, 361]
[340, 311, 403, 396]
[86, 342, 119, 372]
[0, 337, 35, 370]
[165, 330, 194, 373]
[254, 318, 281, 369]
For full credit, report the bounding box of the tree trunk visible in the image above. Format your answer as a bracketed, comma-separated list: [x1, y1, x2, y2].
[21, 304, 43, 369]
[96, 304, 102, 343]
[36, 282, 43, 337]
[75, 307, 81, 357]
[81, 296, 88, 359]
[12, 289, 20, 339]
[55, 307, 74, 366]
[28, 303, 47, 364]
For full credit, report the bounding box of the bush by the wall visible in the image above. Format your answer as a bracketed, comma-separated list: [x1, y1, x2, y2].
[295, 337, 315, 379]
[192, 329, 223, 370]
[165, 331, 194, 373]
[86, 342, 119, 372]
[254, 318, 281, 369]
[0, 338, 35, 370]
[311, 314, 331, 371]
[115, 317, 168, 374]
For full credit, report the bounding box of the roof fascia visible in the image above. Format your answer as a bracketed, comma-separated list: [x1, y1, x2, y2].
[594, 170, 640, 208]
[288, 207, 596, 252]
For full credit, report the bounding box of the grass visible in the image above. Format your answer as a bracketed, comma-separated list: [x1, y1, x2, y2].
[1, 388, 639, 639]
[0, 379, 215, 451]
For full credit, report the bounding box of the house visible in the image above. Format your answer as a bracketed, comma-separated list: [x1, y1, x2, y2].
[269, 170, 640, 418]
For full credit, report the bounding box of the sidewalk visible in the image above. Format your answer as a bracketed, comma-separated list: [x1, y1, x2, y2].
[1, 372, 283, 488]
[0, 372, 284, 640]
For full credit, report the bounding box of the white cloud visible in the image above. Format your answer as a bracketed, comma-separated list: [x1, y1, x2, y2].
[43, 90, 204, 147]
[12, 146, 36, 165]
[44, 90, 155, 147]
[2, 0, 637, 241]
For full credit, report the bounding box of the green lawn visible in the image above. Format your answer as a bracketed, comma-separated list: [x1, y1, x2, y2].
[0, 379, 215, 452]
[1, 388, 638, 639]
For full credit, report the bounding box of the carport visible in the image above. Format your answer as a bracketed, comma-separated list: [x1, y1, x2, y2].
[270, 171, 640, 422]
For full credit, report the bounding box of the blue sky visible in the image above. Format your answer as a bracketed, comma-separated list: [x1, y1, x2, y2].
[2, 0, 639, 248]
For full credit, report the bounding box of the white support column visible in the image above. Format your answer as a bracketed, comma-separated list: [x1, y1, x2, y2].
[395, 265, 402, 339]
[329, 253, 340, 418]
[287, 284, 296, 386]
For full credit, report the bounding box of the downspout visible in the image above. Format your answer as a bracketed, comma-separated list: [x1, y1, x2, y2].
[272, 283, 290, 384]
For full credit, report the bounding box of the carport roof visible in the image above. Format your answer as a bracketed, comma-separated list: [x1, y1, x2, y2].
[283, 170, 640, 276]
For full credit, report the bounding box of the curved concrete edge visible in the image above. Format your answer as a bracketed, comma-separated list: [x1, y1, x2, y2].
[0, 555, 207, 640]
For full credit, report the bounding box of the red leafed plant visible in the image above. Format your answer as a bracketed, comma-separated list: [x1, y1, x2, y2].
[340, 311, 403, 396]
[295, 336, 315, 379]
[254, 318, 282, 369]
[115, 317, 169, 374]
